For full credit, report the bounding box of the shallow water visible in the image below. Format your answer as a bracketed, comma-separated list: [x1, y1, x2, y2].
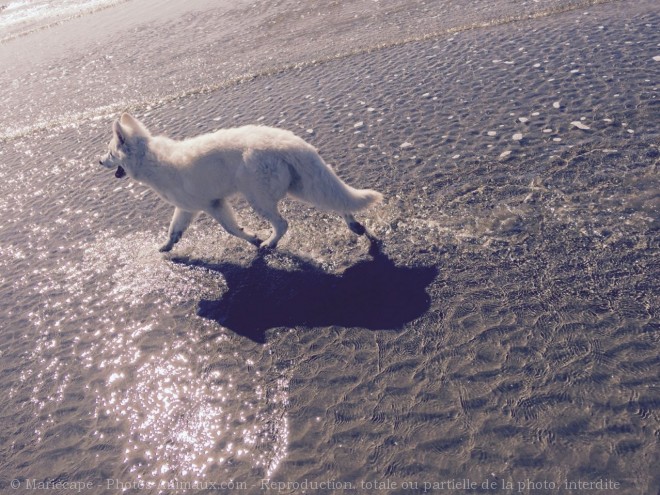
[0, 0, 658, 494]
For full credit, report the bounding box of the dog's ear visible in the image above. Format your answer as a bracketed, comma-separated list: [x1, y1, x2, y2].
[112, 119, 127, 147]
[120, 113, 151, 137]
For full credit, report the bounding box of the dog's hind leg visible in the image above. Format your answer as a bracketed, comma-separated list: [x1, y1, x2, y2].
[246, 196, 288, 250]
[207, 198, 261, 247]
[160, 207, 197, 252]
[238, 150, 291, 249]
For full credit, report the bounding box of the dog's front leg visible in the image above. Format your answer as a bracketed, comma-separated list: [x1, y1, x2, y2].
[159, 208, 197, 252]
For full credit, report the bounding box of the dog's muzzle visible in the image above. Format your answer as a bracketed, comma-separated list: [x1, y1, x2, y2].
[115, 165, 126, 178]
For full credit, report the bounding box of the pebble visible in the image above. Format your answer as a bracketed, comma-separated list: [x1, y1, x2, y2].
[570, 121, 590, 130]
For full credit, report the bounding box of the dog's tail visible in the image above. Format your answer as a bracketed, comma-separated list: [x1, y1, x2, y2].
[288, 150, 383, 213]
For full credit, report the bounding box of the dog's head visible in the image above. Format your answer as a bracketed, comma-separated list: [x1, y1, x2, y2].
[99, 113, 151, 179]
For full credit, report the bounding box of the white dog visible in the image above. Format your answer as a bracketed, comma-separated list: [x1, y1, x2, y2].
[99, 113, 382, 252]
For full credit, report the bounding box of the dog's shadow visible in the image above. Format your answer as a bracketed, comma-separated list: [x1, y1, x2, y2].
[173, 238, 438, 343]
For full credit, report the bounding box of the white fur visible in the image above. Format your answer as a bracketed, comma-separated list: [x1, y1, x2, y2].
[99, 113, 382, 251]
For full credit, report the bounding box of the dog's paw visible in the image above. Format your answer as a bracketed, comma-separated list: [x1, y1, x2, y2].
[159, 242, 173, 252]
[259, 239, 277, 250]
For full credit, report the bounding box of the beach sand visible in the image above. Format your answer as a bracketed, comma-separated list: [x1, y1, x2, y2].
[0, 0, 658, 493]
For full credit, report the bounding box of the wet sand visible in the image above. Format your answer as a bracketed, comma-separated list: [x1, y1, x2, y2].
[0, 0, 658, 494]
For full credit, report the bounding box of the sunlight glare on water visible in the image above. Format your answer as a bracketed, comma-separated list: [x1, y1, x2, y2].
[8, 225, 290, 484]
[83, 234, 289, 483]
[0, 0, 127, 38]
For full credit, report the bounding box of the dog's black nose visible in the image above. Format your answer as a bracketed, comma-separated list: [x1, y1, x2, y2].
[99, 160, 103, 165]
